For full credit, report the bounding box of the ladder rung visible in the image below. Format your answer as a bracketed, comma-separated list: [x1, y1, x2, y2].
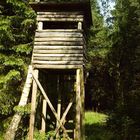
[68, 120, 74, 123]
[65, 130, 73, 133]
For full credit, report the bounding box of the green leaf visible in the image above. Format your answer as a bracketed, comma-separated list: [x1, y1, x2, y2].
[4, 70, 21, 83]
[4, 56, 24, 67]
[12, 44, 33, 54]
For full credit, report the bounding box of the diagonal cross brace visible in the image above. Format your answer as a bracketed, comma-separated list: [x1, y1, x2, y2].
[32, 71, 70, 140]
[55, 97, 75, 135]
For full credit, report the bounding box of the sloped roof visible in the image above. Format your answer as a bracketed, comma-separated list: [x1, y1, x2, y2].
[29, 1, 92, 28]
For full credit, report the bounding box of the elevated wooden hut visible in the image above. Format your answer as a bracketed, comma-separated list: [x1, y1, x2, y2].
[29, 1, 92, 140]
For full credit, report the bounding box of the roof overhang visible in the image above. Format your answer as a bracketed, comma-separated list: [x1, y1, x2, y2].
[29, 1, 92, 28]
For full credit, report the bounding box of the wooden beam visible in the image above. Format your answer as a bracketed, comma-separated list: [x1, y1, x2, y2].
[35, 32, 83, 38]
[33, 56, 83, 61]
[75, 69, 81, 140]
[33, 64, 83, 69]
[37, 12, 84, 15]
[80, 68, 85, 140]
[41, 99, 47, 132]
[78, 22, 82, 30]
[38, 22, 43, 30]
[34, 41, 83, 46]
[34, 46, 83, 50]
[36, 29, 83, 32]
[36, 30, 82, 33]
[35, 0, 40, 2]
[29, 69, 39, 140]
[31, 72, 70, 139]
[56, 75, 61, 138]
[34, 37, 83, 42]
[4, 65, 32, 140]
[33, 53, 83, 57]
[37, 14, 83, 18]
[55, 97, 74, 135]
[37, 17, 83, 22]
[32, 60, 83, 65]
[33, 50, 83, 54]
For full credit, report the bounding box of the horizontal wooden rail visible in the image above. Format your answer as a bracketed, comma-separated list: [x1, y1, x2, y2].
[33, 49, 83, 54]
[37, 12, 84, 15]
[34, 45, 83, 50]
[33, 53, 83, 57]
[34, 37, 83, 42]
[37, 17, 83, 22]
[35, 33, 83, 38]
[37, 14, 83, 18]
[36, 29, 83, 32]
[32, 60, 83, 65]
[33, 64, 83, 69]
[33, 56, 83, 61]
[34, 41, 83, 45]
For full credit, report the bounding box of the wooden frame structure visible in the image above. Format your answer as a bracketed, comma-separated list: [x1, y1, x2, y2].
[29, 1, 92, 140]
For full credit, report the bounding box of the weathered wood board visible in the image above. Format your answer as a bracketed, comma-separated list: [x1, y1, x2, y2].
[32, 29, 86, 68]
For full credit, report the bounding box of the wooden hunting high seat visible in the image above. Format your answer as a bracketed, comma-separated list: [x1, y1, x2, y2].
[29, 1, 92, 140]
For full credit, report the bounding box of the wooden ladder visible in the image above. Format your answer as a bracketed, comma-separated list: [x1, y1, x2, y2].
[4, 66, 33, 140]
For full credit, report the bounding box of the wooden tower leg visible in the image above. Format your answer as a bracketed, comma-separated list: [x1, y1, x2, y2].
[56, 75, 61, 139]
[41, 99, 47, 132]
[29, 69, 39, 140]
[75, 69, 81, 140]
[80, 68, 85, 140]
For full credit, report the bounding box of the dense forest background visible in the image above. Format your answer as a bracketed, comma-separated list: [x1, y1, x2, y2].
[0, 0, 140, 139]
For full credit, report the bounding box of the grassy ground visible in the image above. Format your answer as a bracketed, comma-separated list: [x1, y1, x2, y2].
[85, 111, 114, 140]
[0, 112, 114, 140]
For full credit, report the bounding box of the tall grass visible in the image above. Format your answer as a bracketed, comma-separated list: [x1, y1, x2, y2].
[85, 111, 114, 140]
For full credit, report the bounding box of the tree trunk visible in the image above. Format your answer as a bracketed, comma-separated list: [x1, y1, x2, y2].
[4, 65, 32, 140]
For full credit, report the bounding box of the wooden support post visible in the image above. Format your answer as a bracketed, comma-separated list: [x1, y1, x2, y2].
[38, 21, 43, 30]
[56, 75, 61, 139]
[75, 69, 81, 140]
[29, 69, 39, 140]
[32, 72, 70, 139]
[55, 98, 74, 135]
[78, 22, 82, 30]
[80, 68, 85, 140]
[41, 99, 47, 132]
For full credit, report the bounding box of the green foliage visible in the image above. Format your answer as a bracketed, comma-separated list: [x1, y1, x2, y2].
[85, 111, 108, 125]
[33, 130, 55, 140]
[0, 116, 12, 132]
[85, 111, 114, 140]
[106, 0, 140, 138]
[86, 0, 140, 138]
[12, 43, 33, 55]
[14, 104, 31, 115]
[3, 70, 21, 84]
[85, 0, 114, 112]
[0, 0, 139, 139]
[87, 0, 112, 69]
[0, 87, 20, 115]
[0, 0, 36, 136]
[34, 131, 47, 140]
[0, 133, 4, 140]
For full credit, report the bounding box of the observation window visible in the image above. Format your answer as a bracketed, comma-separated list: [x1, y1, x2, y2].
[43, 21, 78, 29]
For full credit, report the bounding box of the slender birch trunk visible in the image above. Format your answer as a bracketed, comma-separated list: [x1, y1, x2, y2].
[4, 65, 32, 140]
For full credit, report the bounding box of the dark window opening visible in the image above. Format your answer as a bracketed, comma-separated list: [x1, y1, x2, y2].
[43, 21, 78, 29]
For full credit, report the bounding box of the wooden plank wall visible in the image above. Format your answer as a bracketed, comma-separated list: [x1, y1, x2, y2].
[32, 12, 86, 69]
[36, 12, 84, 22]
